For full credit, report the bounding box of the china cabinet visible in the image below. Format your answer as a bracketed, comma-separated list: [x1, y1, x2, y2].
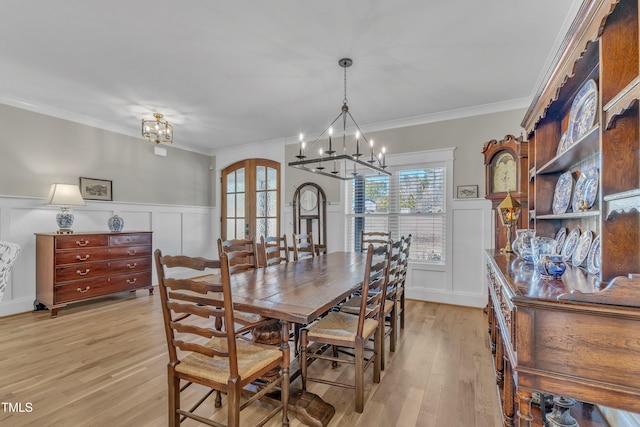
[486, 0, 640, 426]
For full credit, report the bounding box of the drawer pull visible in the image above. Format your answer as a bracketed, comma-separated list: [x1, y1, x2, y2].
[127, 263, 138, 269]
[76, 240, 90, 247]
[76, 269, 90, 276]
[76, 255, 90, 261]
[77, 286, 91, 293]
[127, 250, 137, 256]
[127, 278, 137, 284]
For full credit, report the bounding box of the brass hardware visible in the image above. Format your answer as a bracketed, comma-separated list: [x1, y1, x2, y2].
[76, 286, 91, 293]
[76, 269, 90, 276]
[127, 250, 136, 256]
[76, 240, 89, 247]
[126, 278, 137, 284]
[76, 255, 90, 261]
[127, 263, 137, 269]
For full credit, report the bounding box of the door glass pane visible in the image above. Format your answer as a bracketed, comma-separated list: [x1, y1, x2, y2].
[236, 168, 245, 192]
[257, 218, 267, 239]
[226, 194, 235, 217]
[236, 193, 245, 214]
[227, 171, 236, 193]
[267, 167, 277, 190]
[267, 218, 277, 237]
[257, 166, 266, 190]
[227, 221, 236, 240]
[267, 191, 277, 217]
[256, 192, 266, 216]
[236, 219, 245, 238]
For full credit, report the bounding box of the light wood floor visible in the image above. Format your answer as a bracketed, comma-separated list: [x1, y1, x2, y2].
[0, 292, 502, 426]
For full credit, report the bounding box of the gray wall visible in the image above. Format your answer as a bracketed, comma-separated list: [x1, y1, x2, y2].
[284, 108, 527, 204]
[0, 104, 214, 206]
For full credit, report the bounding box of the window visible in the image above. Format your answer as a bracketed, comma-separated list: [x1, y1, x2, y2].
[346, 164, 446, 262]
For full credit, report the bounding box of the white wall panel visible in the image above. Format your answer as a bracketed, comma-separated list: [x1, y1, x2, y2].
[0, 195, 215, 317]
[154, 212, 184, 258]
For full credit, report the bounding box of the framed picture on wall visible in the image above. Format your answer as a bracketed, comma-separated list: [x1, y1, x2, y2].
[79, 177, 112, 201]
[457, 185, 478, 199]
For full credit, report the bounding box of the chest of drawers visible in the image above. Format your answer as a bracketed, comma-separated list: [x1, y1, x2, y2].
[35, 232, 153, 317]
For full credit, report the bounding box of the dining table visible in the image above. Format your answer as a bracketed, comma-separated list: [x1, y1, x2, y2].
[192, 251, 369, 427]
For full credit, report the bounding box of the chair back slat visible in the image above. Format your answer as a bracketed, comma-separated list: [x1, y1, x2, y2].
[218, 237, 259, 272]
[360, 231, 390, 253]
[164, 277, 224, 294]
[262, 235, 289, 266]
[357, 243, 389, 334]
[154, 249, 239, 373]
[385, 238, 404, 300]
[292, 232, 316, 261]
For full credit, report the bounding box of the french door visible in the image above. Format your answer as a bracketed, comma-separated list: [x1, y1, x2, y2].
[221, 159, 280, 241]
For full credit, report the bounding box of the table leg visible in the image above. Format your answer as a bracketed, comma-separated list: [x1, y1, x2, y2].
[257, 320, 335, 427]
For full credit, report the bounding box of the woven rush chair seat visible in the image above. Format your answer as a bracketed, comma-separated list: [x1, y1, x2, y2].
[176, 337, 283, 384]
[305, 311, 378, 342]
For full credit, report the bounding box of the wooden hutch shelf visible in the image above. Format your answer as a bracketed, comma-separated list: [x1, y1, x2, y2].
[486, 0, 640, 426]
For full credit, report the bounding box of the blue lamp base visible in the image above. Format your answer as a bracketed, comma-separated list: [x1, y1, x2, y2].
[56, 207, 75, 234]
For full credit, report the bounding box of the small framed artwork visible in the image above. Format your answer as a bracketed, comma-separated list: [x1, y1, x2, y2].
[457, 185, 479, 199]
[79, 177, 113, 201]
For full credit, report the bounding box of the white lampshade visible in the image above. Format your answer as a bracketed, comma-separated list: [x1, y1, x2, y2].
[44, 184, 86, 207]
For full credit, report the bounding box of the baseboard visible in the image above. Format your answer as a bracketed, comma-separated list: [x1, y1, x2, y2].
[0, 296, 35, 318]
[406, 288, 486, 308]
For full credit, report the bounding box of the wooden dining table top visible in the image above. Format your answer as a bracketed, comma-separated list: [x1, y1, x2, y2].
[193, 251, 368, 325]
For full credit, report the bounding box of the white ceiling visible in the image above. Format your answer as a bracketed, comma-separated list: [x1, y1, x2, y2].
[0, 1, 580, 154]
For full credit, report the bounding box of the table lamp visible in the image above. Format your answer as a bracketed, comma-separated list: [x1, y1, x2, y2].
[44, 184, 86, 234]
[498, 192, 521, 253]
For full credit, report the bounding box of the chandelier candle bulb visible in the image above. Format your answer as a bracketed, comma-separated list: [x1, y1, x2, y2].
[317, 148, 325, 170]
[369, 140, 375, 163]
[327, 127, 335, 155]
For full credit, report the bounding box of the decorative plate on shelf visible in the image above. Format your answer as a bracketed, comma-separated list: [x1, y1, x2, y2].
[555, 227, 567, 250]
[568, 79, 598, 145]
[572, 230, 593, 266]
[556, 131, 569, 156]
[562, 227, 581, 262]
[552, 171, 574, 215]
[572, 171, 589, 212]
[587, 235, 601, 274]
[583, 177, 599, 209]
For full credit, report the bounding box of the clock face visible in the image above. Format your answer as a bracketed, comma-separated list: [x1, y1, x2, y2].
[300, 189, 318, 211]
[492, 152, 517, 193]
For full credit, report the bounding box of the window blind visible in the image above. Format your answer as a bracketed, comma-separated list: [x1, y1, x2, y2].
[346, 166, 446, 262]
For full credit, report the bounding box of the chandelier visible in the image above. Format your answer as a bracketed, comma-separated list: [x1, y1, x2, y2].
[142, 113, 173, 144]
[288, 58, 390, 180]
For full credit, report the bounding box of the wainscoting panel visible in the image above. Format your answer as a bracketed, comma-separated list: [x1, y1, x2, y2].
[406, 198, 492, 308]
[0, 195, 216, 317]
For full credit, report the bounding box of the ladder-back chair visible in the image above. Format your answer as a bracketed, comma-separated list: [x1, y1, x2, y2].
[154, 250, 289, 427]
[300, 243, 389, 413]
[261, 235, 289, 267]
[292, 233, 315, 261]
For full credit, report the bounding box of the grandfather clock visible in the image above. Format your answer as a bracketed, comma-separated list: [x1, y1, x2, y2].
[482, 134, 528, 251]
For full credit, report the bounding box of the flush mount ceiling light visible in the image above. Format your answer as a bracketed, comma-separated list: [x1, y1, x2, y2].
[288, 58, 390, 180]
[142, 113, 173, 144]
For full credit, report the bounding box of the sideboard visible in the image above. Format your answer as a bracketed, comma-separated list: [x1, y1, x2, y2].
[35, 231, 153, 317]
[486, 250, 640, 426]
